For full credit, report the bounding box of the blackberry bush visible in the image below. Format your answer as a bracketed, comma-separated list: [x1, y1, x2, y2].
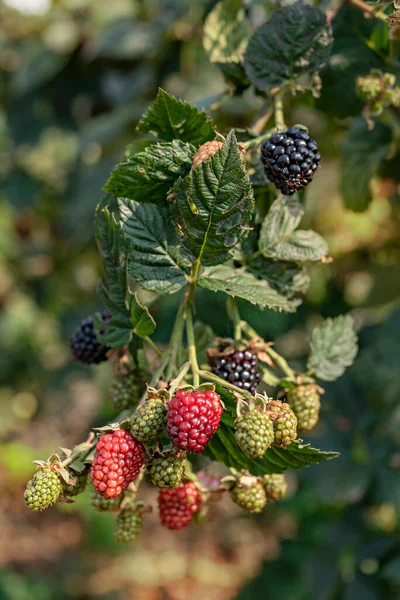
[25, 0, 364, 546]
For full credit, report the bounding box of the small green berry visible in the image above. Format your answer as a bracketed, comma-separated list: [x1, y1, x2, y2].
[150, 453, 185, 489]
[114, 510, 142, 543]
[266, 400, 297, 447]
[90, 490, 121, 512]
[235, 410, 274, 459]
[230, 479, 267, 514]
[130, 397, 167, 442]
[24, 468, 62, 511]
[287, 385, 320, 432]
[262, 474, 288, 501]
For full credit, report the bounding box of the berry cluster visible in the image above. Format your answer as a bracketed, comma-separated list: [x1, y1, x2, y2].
[261, 127, 320, 195]
[210, 349, 261, 394]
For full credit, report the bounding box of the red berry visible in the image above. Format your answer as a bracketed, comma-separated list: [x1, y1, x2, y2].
[90, 429, 145, 499]
[166, 389, 222, 453]
[158, 481, 200, 530]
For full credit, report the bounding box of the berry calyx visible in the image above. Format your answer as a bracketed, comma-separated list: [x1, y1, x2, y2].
[90, 490, 121, 512]
[150, 452, 185, 489]
[287, 384, 321, 432]
[90, 429, 145, 499]
[114, 510, 142, 543]
[110, 372, 144, 412]
[158, 481, 200, 530]
[192, 140, 223, 169]
[262, 473, 288, 501]
[235, 409, 274, 459]
[24, 467, 62, 511]
[266, 400, 297, 446]
[61, 468, 89, 497]
[130, 395, 167, 442]
[70, 312, 111, 365]
[230, 477, 267, 514]
[209, 348, 261, 394]
[166, 389, 223, 453]
[261, 127, 320, 195]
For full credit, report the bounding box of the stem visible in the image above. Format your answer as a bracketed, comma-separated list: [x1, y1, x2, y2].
[274, 92, 286, 130]
[240, 320, 295, 379]
[169, 362, 191, 396]
[60, 445, 94, 468]
[242, 130, 274, 150]
[249, 100, 273, 135]
[145, 337, 162, 357]
[187, 259, 201, 305]
[260, 368, 280, 387]
[348, 0, 387, 20]
[226, 297, 242, 343]
[186, 304, 200, 387]
[198, 370, 254, 403]
[165, 301, 186, 381]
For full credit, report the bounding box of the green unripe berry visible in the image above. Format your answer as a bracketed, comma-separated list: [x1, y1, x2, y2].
[91, 490, 121, 512]
[235, 410, 274, 459]
[266, 400, 297, 446]
[150, 453, 185, 489]
[263, 474, 288, 501]
[114, 510, 142, 543]
[110, 373, 144, 412]
[287, 385, 320, 432]
[230, 479, 267, 514]
[130, 397, 167, 442]
[24, 468, 62, 511]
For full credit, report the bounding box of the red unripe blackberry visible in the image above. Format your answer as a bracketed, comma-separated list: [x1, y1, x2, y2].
[90, 429, 145, 499]
[166, 389, 222, 453]
[261, 127, 320, 195]
[210, 349, 261, 394]
[158, 481, 200, 530]
[70, 312, 111, 365]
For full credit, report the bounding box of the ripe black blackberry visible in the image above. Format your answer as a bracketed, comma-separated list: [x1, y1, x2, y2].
[261, 127, 321, 195]
[70, 312, 111, 365]
[210, 349, 261, 394]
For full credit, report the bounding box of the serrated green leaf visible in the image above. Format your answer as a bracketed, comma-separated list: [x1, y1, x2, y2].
[259, 195, 304, 252]
[205, 386, 339, 474]
[198, 265, 297, 312]
[104, 140, 195, 206]
[203, 0, 251, 88]
[171, 130, 254, 266]
[307, 315, 358, 381]
[130, 293, 156, 338]
[258, 196, 328, 262]
[95, 284, 133, 347]
[119, 198, 189, 295]
[264, 230, 328, 262]
[137, 88, 215, 145]
[341, 118, 392, 212]
[247, 256, 310, 304]
[244, 0, 333, 92]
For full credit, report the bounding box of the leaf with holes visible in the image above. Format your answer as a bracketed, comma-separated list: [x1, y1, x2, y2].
[244, 0, 333, 92]
[119, 198, 189, 295]
[308, 315, 358, 381]
[171, 130, 254, 266]
[137, 88, 215, 145]
[104, 141, 195, 206]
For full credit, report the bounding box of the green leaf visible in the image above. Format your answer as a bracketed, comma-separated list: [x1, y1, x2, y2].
[341, 118, 392, 212]
[130, 293, 156, 338]
[119, 199, 189, 295]
[203, 0, 251, 88]
[244, 0, 333, 92]
[137, 88, 215, 145]
[247, 256, 310, 304]
[307, 315, 358, 381]
[259, 195, 304, 252]
[95, 201, 157, 346]
[104, 140, 195, 206]
[259, 196, 328, 262]
[171, 130, 254, 266]
[198, 265, 297, 312]
[205, 387, 339, 474]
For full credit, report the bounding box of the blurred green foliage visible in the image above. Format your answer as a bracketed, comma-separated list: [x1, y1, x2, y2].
[1, 0, 400, 599]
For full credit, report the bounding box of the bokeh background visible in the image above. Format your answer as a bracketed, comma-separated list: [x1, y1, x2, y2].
[1, 1, 400, 599]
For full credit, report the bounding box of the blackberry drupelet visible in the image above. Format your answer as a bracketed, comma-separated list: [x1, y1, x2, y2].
[261, 127, 321, 195]
[70, 312, 111, 365]
[210, 349, 261, 394]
